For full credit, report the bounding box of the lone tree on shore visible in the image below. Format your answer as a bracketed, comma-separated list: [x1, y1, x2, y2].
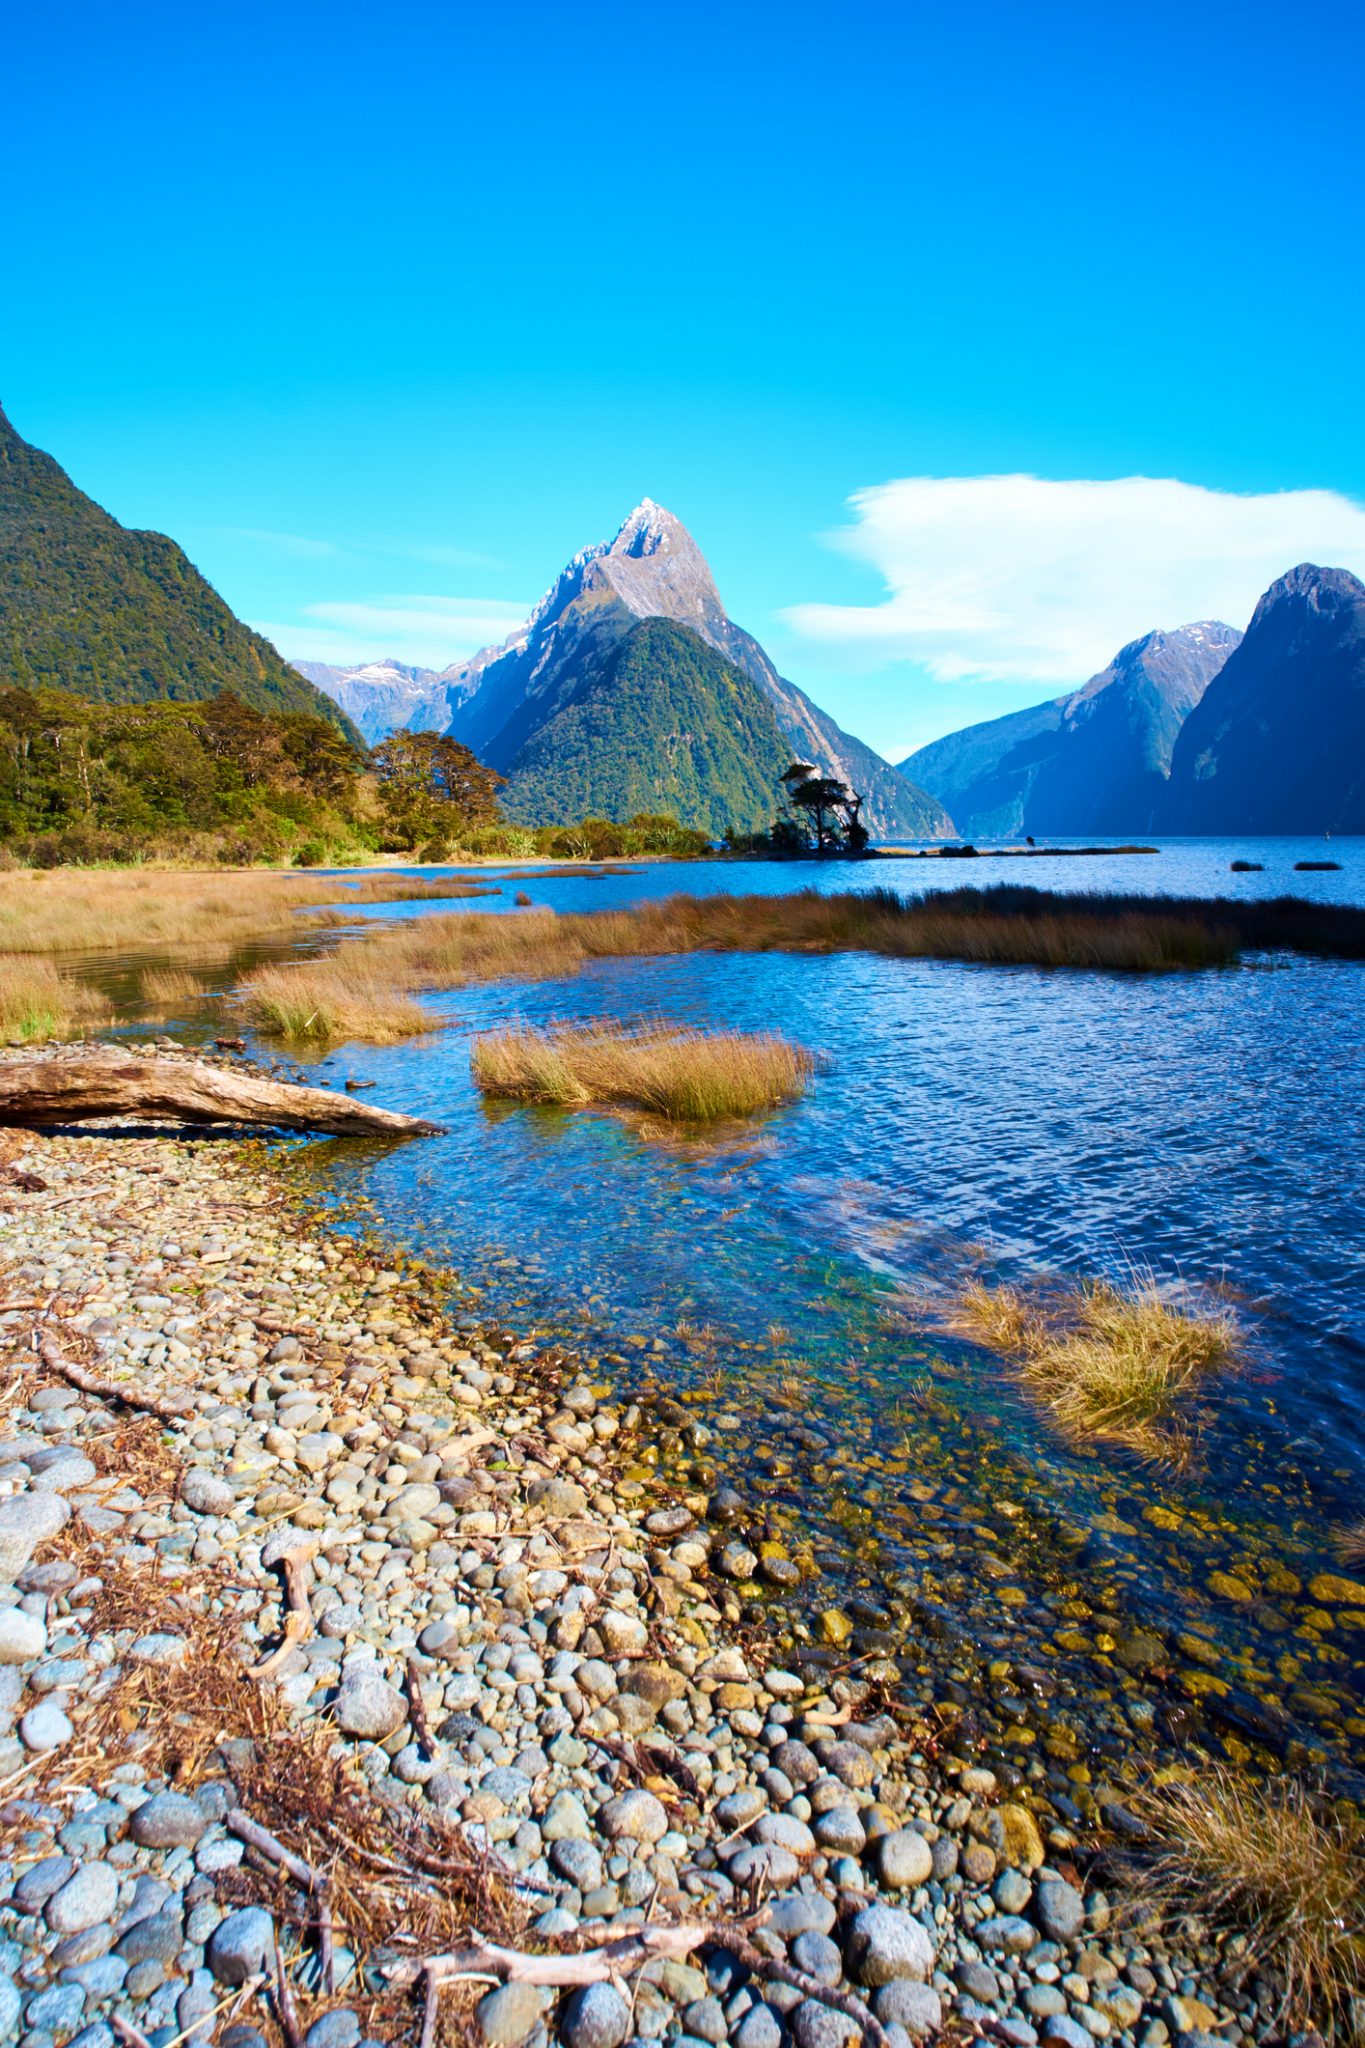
[780, 761, 869, 854]
[369, 730, 504, 850]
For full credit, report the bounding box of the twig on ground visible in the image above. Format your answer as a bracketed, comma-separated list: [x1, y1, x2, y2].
[705, 1926, 892, 2048]
[248, 1536, 319, 1679]
[406, 1653, 436, 1759]
[34, 1325, 195, 1419]
[228, 1808, 336, 1996]
[111, 2017, 156, 2048]
[384, 1923, 710, 1992]
[273, 1944, 305, 2048]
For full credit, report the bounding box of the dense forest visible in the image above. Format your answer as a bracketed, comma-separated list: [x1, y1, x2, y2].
[0, 403, 360, 739]
[0, 685, 712, 866]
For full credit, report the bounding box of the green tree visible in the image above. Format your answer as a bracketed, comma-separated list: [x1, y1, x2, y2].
[369, 730, 505, 848]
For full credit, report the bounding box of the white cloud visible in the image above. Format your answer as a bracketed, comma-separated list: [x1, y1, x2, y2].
[785, 475, 1365, 689]
[254, 593, 531, 670]
[209, 527, 345, 558]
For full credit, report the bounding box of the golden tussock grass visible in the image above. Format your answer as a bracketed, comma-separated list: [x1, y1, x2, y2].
[0, 866, 495, 955]
[1333, 1520, 1365, 1567]
[0, 953, 113, 1043]
[139, 964, 213, 1007]
[952, 1270, 1239, 1465]
[470, 1020, 814, 1122]
[241, 960, 441, 1045]
[1136, 1769, 1365, 2038]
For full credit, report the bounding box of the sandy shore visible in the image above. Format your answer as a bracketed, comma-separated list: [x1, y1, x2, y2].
[0, 1057, 1269, 2048]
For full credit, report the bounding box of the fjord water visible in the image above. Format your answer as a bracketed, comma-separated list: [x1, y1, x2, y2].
[295, 840, 1365, 1787]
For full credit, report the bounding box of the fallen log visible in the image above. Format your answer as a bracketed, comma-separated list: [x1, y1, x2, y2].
[0, 1052, 443, 1138]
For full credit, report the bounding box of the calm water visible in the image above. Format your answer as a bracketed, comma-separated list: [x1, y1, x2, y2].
[150, 842, 1365, 1795]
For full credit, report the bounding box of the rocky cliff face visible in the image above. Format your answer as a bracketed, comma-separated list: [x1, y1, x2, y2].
[1160, 564, 1365, 833]
[901, 621, 1240, 837]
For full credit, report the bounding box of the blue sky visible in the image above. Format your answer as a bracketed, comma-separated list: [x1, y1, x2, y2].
[6, 0, 1363, 758]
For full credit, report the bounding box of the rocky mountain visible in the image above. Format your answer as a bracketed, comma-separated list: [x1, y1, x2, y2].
[900, 621, 1241, 837]
[301, 500, 950, 837]
[1160, 564, 1365, 833]
[499, 615, 795, 835]
[293, 658, 450, 745]
[0, 403, 360, 740]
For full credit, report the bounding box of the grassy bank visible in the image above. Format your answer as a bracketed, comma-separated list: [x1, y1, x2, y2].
[470, 1021, 813, 1121]
[0, 956, 112, 1042]
[234, 883, 1365, 1043]
[0, 866, 497, 954]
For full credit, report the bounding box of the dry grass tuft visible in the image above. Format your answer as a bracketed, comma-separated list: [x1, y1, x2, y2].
[471, 1020, 814, 1122]
[953, 1270, 1239, 1465]
[242, 961, 441, 1044]
[1137, 1769, 1365, 2038]
[1332, 1520, 1365, 1568]
[0, 953, 113, 1043]
[140, 965, 212, 1007]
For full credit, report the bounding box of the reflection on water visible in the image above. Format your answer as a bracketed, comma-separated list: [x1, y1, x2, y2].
[80, 842, 1365, 1796]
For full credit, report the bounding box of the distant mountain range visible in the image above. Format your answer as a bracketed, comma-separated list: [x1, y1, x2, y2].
[1161, 564, 1365, 833]
[300, 501, 951, 839]
[901, 563, 1365, 838]
[0, 404, 360, 740]
[900, 622, 1243, 837]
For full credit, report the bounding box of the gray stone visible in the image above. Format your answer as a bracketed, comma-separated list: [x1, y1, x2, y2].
[878, 1829, 934, 1890]
[19, 1700, 73, 1751]
[131, 1792, 210, 1849]
[733, 2006, 783, 2048]
[334, 1671, 407, 1740]
[67, 2025, 116, 2048]
[0, 1972, 19, 2041]
[766, 1894, 837, 1938]
[117, 1913, 184, 1969]
[1034, 1880, 1085, 1944]
[46, 1861, 119, 1935]
[26, 1983, 88, 2031]
[993, 1869, 1033, 1915]
[791, 2000, 858, 2048]
[550, 1838, 602, 1891]
[681, 1997, 727, 2044]
[1041, 2022, 1091, 2048]
[597, 1789, 667, 1843]
[0, 1608, 47, 1662]
[844, 1906, 934, 1987]
[476, 1982, 547, 2046]
[0, 1492, 70, 1584]
[181, 1471, 236, 1517]
[127, 1633, 188, 1666]
[790, 1932, 842, 1986]
[207, 1907, 276, 1985]
[562, 1982, 631, 2048]
[304, 2014, 363, 2048]
[873, 1983, 943, 2037]
[953, 1962, 1000, 2003]
[813, 1805, 865, 1854]
[15, 1854, 76, 1910]
[975, 1915, 1037, 1956]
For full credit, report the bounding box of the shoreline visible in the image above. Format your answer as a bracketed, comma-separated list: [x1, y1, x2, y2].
[0, 1067, 1304, 2047]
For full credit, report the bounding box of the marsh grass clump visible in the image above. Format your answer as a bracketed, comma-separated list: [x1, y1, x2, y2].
[1332, 1520, 1365, 1568]
[953, 1269, 1239, 1464]
[139, 965, 211, 1008]
[470, 1020, 814, 1122]
[1136, 1769, 1365, 2038]
[0, 954, 112, 1043]
[241, 961, 440, 1044]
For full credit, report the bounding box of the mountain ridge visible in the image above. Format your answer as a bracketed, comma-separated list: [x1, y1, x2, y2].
[1160, 564, 1365, 832]
[0, 403, 361, 742]
[900, 620, 1241, 836]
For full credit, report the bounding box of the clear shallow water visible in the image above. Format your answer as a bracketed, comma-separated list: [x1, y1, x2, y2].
[255, 843, 1365, 1796]
[103, 843, 1365, 1793]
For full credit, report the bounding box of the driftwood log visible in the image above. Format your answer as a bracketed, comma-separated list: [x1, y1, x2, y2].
[0, 1053, 443, 1137]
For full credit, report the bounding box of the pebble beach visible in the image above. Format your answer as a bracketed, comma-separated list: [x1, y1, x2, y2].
[0, 1046, 1317, 2048]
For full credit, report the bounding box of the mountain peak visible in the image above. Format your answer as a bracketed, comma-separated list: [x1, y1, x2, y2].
[1251, 561, 1365, 625]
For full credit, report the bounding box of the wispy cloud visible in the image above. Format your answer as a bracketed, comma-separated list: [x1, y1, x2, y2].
[785, 474, 1365, 688]
[254, 593, 531, 670]
[209, 526, 345, 559]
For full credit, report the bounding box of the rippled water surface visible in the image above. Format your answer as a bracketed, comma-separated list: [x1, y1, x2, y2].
[160, 842, 1365, 1790]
